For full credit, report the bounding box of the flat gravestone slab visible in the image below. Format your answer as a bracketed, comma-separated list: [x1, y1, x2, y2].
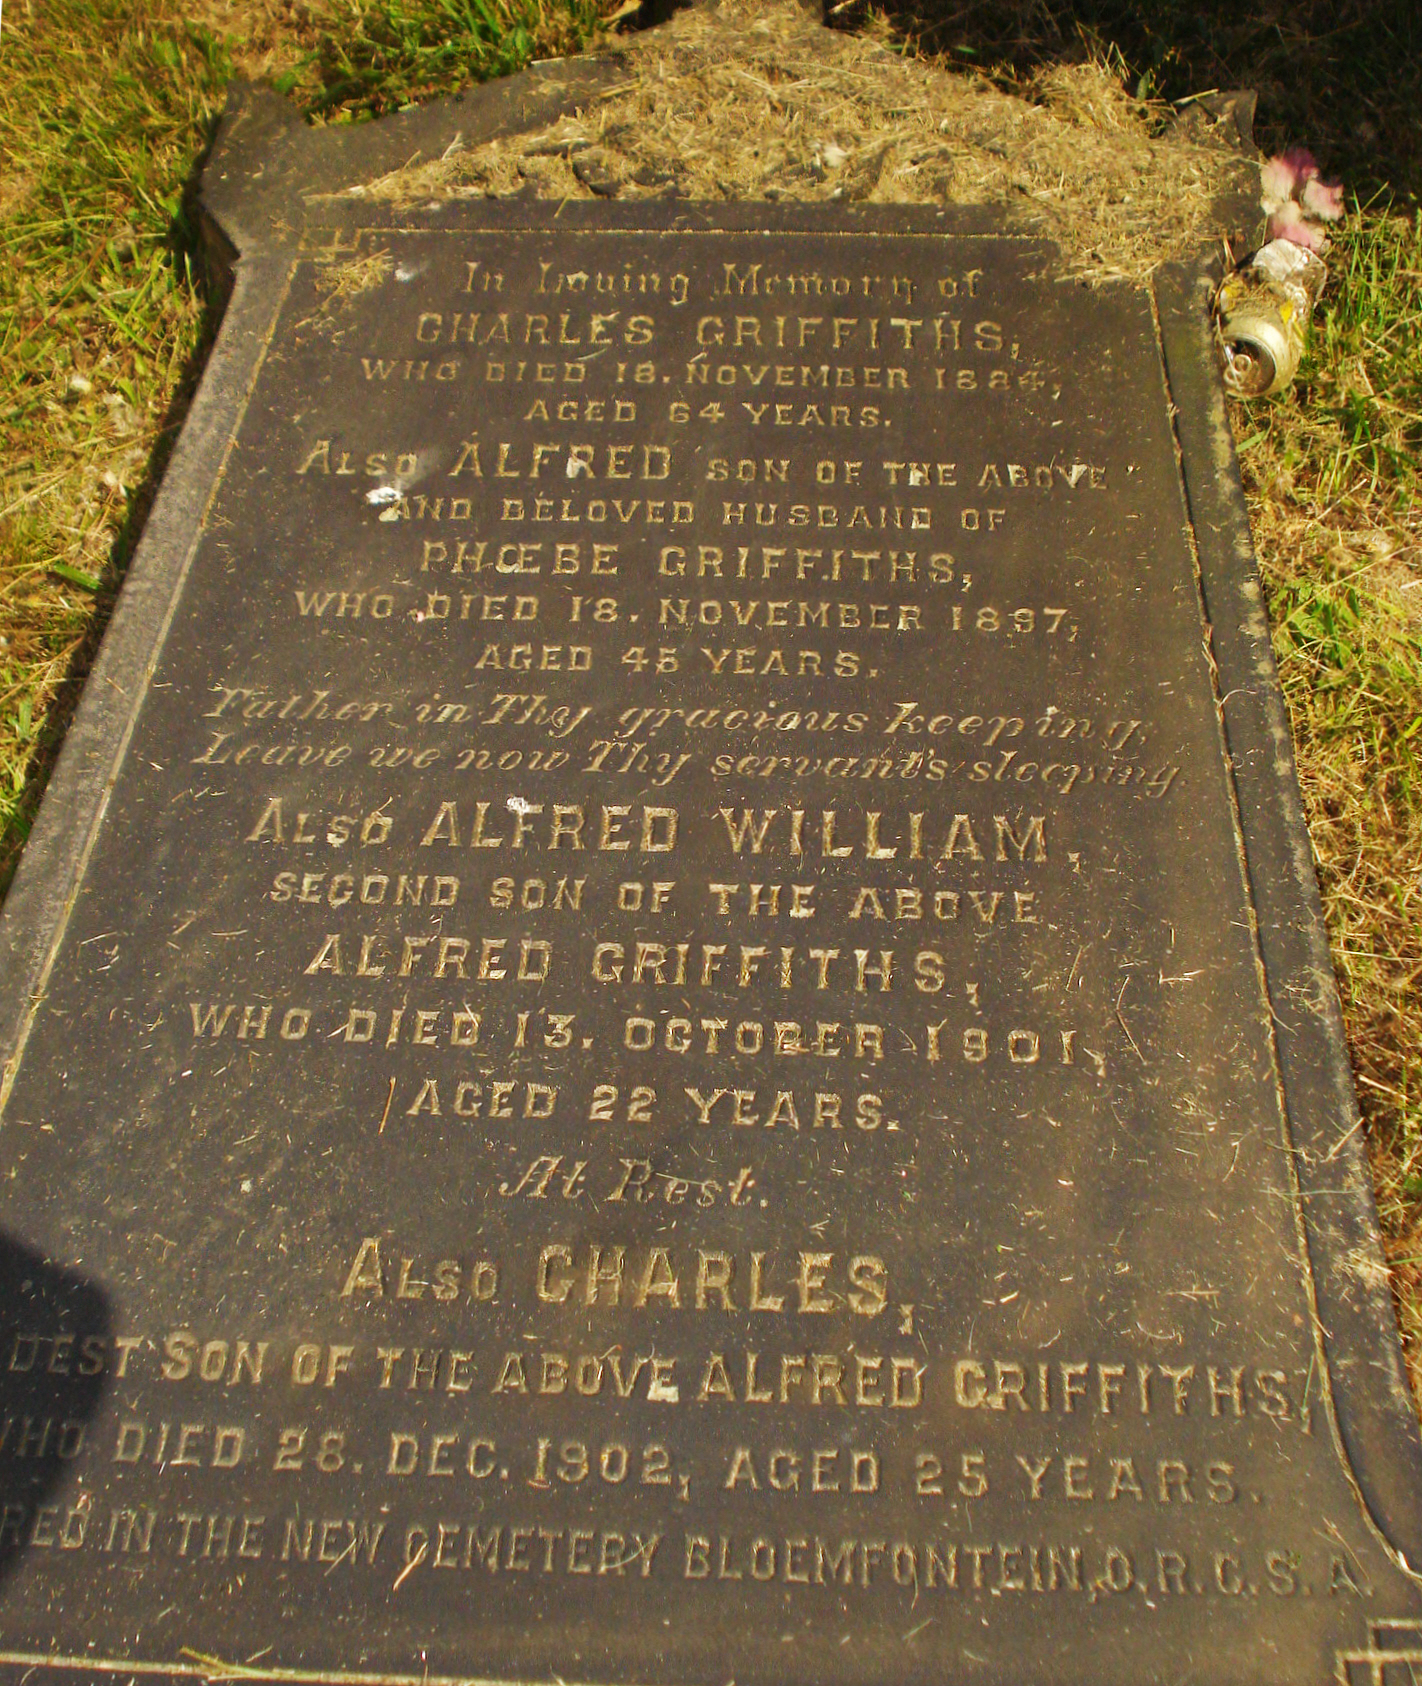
[1, 74, 1421, 1686]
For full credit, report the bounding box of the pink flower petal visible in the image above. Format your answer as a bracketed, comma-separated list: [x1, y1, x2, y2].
[1301, 176, 1346, 220]
[1280, 145, 1319, 185]
[1261, 156, 1296, 207]
[1267, 212, 1329, 253]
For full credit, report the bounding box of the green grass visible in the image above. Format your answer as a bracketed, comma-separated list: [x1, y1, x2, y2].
[277, 0, 609, 118]
[0, 2, 234, 881]
[1230, 204, 1422, 1383]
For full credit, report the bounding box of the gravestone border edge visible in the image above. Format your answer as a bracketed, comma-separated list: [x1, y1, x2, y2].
[0, 53, 1418, 1678]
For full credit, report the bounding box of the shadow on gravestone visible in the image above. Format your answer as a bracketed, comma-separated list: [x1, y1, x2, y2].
[0, 1234, 111, 1584]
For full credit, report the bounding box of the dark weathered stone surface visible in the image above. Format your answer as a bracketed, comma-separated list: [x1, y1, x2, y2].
[0, 64, 1420, 1686]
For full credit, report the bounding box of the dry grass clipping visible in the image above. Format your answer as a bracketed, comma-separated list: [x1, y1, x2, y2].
[351, 0, 1259, 281]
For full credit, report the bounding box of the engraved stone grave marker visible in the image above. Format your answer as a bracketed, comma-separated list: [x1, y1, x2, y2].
[1, 47, 1421, 1686]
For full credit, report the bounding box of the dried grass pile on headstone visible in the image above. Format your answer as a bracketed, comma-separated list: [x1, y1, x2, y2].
[353, 0, 1258, 280]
